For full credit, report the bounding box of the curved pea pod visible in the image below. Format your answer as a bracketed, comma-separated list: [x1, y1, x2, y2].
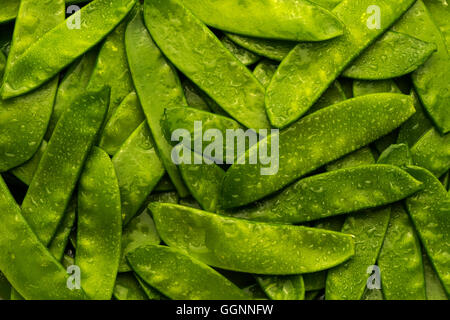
[112, 122, 165, 225]
[221, 36, 260, 66]
[0, 0, 137, 99]
[225, 165, 422, 223]
[150, 203, 355, 274]
[253, 60, 278, 88]
[99, 92, 145, 155]
[119, 209, 161, 273]
[424, 0, 450, 47]
[126, 10, 189, 197]
[113, 273, 148, 300]
[143, 0, 270, 130]
[377, 144, 412, 168]
[265, 0, 416, 128]
[411, 129, 450, 177]
[393, 0, 450, 134]
[21, 87, 109, 246]
[405, 166, 450, 296]
[127, 244, 249, 300]
[76, 147, 122, 300]
[0, 176, 88, 300]
[343, 31, 436, 80]
[256, 276, 305, 300]
[222, 93, 416, 208]
[423, 253, 448, 300]
[181, 0, 343, 42]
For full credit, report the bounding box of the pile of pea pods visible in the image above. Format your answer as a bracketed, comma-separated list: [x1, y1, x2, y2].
[0, 0, 448, 301]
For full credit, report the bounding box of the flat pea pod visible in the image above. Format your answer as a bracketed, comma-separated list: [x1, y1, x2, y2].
[125, 10, 189, 197]
[0, 176, 88, 300]
[410, 128, 450, 177]
[377, 143, 413, 168]
[423, 252, 448, 300]
[393, 0, 450, 134]
[222, 93, 416, 208]
[10, 141, 47, 186]
[113, 273, 148, 300]
[326, 147, 374, 172]
[342, 31, 436, 80]
[253, 60, 278, 88]
[143, 0, 270, 130]
[99, 92, 145, 156]
[21, 88, 109, 245]
[112, 122, 165, 224]
[225, 165, 422, 223]
[150, 203, 355, 274]
[256, 276, 305, 300]
[265, 0, 416, 128]
[180, 0, 343, 42]
[127, 244, 249, 300]
[424, 0, 450, 48]
[0, 0, 137, 99]
[221, 36, 260, 66]
[76, 147, 122, 300]
[405, 166, 450, 295]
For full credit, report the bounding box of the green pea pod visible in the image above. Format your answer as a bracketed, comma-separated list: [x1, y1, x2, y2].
[48, 201, 76, 261]
[221, 36, 260, 66]
[182, 80, 210, 112]
[253, 60, 278, 88]
[424, 0, 450, 47]
[393, 0, 450, 134]
[405, 166, 450, 296]
[0, 176, 88, 300]
[99, 92, 145, 155]
[265, 0, 416, 128]
[343, 31, 436, 80]
[256, 276, 305, 300]
[112, 122, 165, 224]
[411, 128, 450, 177]
[222, 93, 416, 208]
[113, 273, 148, 300]
[21, 87, 109, 246]
[143, 0, 270, 130]
[125, 10, 189, 197]
[127, 244, 249, 300]
[181, 0, 343, 42]
[135, 275, 165, 300]
[10, 141, 47, 185]
[423, 253, 448, 300]
[306, 81, 347, 115]
[326, 147, 374, 172]
[1, 0, 137, 99]
[224, 165, 422, 223]
[0, 0, 64, 172]
[377, 144, 413, 167]
[0, 0, 19, 24]
[76, 147, 122, 300]
[150, 203, 355, 274]
[119, 209, 161, 273]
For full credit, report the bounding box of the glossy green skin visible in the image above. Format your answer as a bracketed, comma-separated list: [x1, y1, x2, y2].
[181, 0, 343, 41]
[127, 245, 249, 300]
[113, 273, 148, 300]
[119, 209, 161, 272]
[150, 203, 355, 274]
[393, 0, 450, 134]
[0, 0, 63, 172]
[256, 275, 305, 300]
[423, 253, 448, 300]
[182, 79, 211, 112]
[343, 31, 436, 80]
[99, 92, 145, 155]
[1, 0, 136, 99]
[126, 11, 189, 197]
[253, 60, 278, 88]
[45, 50, 98, 140]
[424, 0, 450, 47]
[21, 88, 109, 246]
[411, 128, 450, 177]
[143, 0, 270, 130]
[0, 176, 88, 300]
[112, 122, 165, 224]
[377, 144, 413, 167]
[10, 141, 47, 185]
[222, 93, 416, 208]
[266, 0, 416, 128]
[76, 147, 122, 300]
[221, 36, 260, 66]
[405, 166, 450, 295]
[48, 201, 76, 261]
[226, 165, 422, 223]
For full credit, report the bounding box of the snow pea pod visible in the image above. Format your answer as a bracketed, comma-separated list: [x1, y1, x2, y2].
[221, 36, 260, 66]
[410, 128, 450, 177]
[181, 0, 343, 42]
[112, 122, 165, 224]
[10, 141, 46, 185]
[393, 0, 450, 134]
[0, 0, 19, 24]
[125, 10, 189, 197]
[405, 166, 450, 295]
[253, 60, 278, 88]
[150, 203, 355, 274]
[306, 81, 347, 115]
[127, 245, 249, 300]
[266, 0, 416, 128]
[256, 276, 305, 300]
[143, 0, 270, 130]
[113, 273, 148, 300]
[99, 92, 145, 155]
[182, 79, 211, 112]
[424, 0, 450, 47]
[423, 253, 448, 300]
[0, 176, 88, 300]
[21, 87, 109, 245]
[222, 93, 416, 208]
[377, 144, 412, 168]
[1, 0, 137, 99]
[326, 147, 374, 172]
